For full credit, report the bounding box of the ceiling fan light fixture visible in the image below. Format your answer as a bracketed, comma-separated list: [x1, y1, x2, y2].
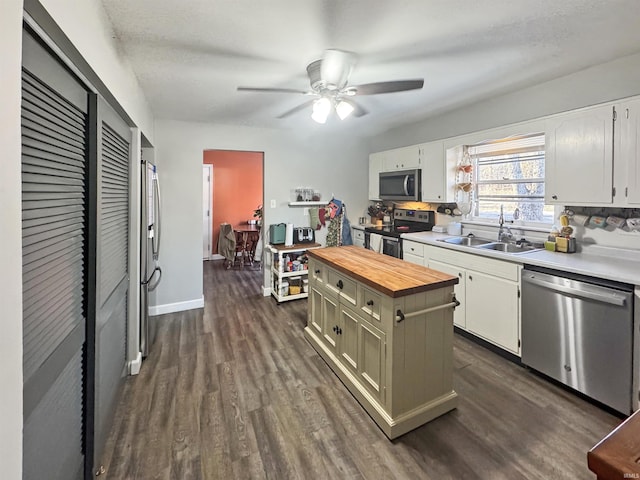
[311, 97, 331, 124]
[336, 100, 355, 120]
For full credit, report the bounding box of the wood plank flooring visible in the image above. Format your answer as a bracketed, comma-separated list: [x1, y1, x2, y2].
[100, 260, 621, 479]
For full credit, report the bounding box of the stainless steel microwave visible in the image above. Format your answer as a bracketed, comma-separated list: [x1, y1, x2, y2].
[379, 169, 421, 201]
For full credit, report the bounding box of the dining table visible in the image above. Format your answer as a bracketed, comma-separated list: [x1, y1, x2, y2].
[235, 224, 261, 268]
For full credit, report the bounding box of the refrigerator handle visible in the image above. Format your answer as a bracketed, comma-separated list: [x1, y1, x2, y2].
[146, 266, 162, 291]
[152, 171, 162, 260]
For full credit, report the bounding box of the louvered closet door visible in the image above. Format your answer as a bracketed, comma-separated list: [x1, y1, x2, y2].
[21, 30, 88, 480]
[91, 97, 131, 473]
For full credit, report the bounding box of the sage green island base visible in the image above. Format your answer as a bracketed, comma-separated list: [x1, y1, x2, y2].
[304, 246, 459, 439]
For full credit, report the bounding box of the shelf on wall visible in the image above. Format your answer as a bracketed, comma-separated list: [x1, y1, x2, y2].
[288, 201, 327, 206]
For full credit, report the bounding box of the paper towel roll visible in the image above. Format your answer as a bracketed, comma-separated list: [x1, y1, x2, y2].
[285, 223, 294, 246]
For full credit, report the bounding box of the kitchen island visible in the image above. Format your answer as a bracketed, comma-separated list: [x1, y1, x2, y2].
[304, 245, 459, 439]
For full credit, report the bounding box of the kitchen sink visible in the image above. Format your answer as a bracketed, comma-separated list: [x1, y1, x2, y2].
[438, 236, 494, 247]
[475, 242, 541, 254]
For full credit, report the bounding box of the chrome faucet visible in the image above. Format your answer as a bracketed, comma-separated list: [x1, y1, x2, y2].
[498, 204, 513, 242]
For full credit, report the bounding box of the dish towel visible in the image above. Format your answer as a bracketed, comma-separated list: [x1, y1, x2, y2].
[369, 233, 383, 253]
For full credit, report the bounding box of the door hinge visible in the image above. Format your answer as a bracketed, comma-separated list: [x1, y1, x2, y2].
[207, 210, 210, 217]
[518, 339, 521, 348]
[517, 288, 521, 298]
[613, 187, 616, 197]
[626, 187, 629, 197]
[613, 107, 617, 122]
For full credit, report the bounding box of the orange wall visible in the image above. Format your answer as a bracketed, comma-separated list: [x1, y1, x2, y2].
[203, 150, 263, 254]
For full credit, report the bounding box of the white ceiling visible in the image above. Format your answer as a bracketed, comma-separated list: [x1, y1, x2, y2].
[101, 0, 640, 137]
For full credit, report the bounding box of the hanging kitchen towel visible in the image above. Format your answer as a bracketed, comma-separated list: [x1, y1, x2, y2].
[369, 233, 383, 253]
[309, 207, 321, 230]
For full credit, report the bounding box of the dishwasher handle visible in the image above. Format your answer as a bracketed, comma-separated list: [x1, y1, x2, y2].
[523, 274, 628, 307]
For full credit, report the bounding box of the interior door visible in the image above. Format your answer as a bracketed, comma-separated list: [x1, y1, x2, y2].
[203, 164, 212, 259]
[88, 96, 131, 475]
[21, 28, 88, 480]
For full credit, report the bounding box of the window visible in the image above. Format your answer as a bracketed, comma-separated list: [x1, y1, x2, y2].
[467, 133, 553, 224]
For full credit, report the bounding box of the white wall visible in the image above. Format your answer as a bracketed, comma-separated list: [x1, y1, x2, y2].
[1, 2, 25, 478]
[153, 119, 370, 307]
[371, 51, 640, 150]
[37, 0, 155, 143]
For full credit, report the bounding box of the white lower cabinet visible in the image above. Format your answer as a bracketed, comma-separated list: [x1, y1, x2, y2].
[402, 240, 425, 266]
[428, 259, 466, 329]
[352, 227, 365, 248]
[465, 269, 519, 354]
[423, 245, 521, 356]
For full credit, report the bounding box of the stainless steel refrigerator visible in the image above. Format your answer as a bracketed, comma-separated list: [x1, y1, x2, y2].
[141, 159, 162, 357]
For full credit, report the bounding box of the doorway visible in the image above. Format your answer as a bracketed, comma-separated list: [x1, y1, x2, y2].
[203, 164, 213, 260]
[203, 150, 264, 261]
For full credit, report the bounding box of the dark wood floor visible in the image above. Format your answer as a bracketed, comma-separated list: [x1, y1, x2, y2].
[101, 260, 620, 479]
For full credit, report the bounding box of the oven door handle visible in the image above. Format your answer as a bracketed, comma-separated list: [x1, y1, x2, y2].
[383, 236, 399, 243]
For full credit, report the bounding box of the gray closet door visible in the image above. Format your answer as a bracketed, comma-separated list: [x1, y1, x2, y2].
[90, 96, 131, 474]
[21, 29, 88, 480]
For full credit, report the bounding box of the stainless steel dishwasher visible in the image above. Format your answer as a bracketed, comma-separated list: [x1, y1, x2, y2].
[521, 265, 634, 414]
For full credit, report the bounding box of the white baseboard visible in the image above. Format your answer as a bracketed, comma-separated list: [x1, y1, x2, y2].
[128, 351, 142, 376]
[209, 254, 224, 261]
[262, 285, 271, 297]
[150, 296, 205, 316]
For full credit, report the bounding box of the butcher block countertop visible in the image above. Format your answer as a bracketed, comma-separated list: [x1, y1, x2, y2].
[588, 409, 640, 480]
[307, 245, 458, 298]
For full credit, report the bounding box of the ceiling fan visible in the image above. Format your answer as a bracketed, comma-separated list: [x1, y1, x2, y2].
[237, 49, 424, 123]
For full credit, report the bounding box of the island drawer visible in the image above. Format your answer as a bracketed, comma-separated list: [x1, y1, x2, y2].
[327, 267, 357, 306]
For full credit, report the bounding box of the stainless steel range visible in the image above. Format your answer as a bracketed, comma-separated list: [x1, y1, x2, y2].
[364, 208, 435, 258]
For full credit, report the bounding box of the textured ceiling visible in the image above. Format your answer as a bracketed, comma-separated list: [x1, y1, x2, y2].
[101, 0, 640, 136]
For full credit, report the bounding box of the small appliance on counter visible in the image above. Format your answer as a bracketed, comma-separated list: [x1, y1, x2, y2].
[269, 223, 286, 244]
[293, 227, 315, 244]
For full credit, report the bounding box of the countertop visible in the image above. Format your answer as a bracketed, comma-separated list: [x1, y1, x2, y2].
[588, 408, 640, 479]
[402, 231, 640, 286]
[307, 245, 458, 298]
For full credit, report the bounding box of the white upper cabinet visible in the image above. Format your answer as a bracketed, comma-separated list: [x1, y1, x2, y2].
[545, 104, 614, 205]
[617, 99, 640, 204]
[369, 152, 384, 200]
[419, 141, 446, 202]
[383, 145, 421, 171]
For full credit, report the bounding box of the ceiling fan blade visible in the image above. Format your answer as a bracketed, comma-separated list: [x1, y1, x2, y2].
[350, 79, 424, 95]
[237, 86, 310, 94]
[277, 99, 316, 119]
[350, 100, 368, 117]
[321, 49, 356, 89]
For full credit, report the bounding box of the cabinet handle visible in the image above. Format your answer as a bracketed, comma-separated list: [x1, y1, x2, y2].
[333, 325, 338, 333]
[396, 309, 405, 322]
[458, 273, 462, 278]
[468, 275, 473, 281]
[552, 195, 558, 200]
[366, 300, 374, 306]
[336, 280, 344, 289]
[315, 269, 320, 274]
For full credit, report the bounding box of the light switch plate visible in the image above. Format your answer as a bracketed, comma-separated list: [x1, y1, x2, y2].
[270, 199, 276, 208]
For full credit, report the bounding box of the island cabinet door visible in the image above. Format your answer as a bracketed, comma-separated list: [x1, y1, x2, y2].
[338, 305, 361, 375]
[308, 286, 323, 336]
[358, 319, 387, 404]
[321, 291, 340, 353]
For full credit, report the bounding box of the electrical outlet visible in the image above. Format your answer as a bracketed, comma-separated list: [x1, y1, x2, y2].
[270, 199, 276, 208]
